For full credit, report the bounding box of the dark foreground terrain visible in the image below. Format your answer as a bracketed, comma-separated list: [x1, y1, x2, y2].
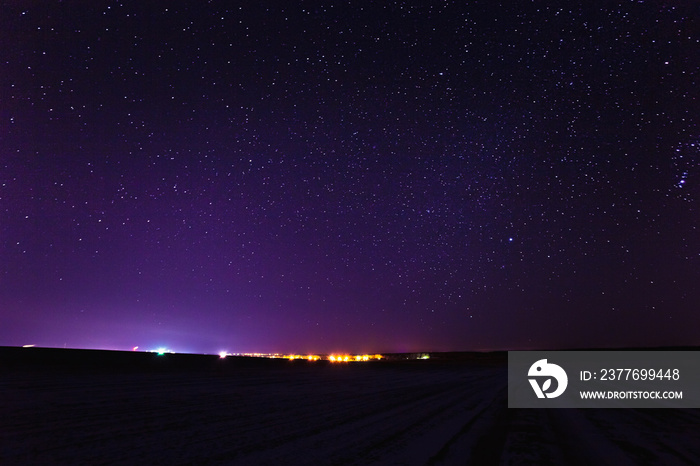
[2, 347, 699, 465]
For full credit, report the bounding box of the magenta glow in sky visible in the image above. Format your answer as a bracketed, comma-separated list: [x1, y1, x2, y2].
[1, 1, 698, 354]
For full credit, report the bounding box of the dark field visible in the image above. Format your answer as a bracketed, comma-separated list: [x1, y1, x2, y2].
[2, 348, 700, 465]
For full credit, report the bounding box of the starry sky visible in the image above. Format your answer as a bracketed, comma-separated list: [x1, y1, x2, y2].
[1, 1, 698, 354]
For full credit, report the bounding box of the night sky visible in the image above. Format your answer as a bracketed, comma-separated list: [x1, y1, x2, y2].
[2, 1, 698, 354]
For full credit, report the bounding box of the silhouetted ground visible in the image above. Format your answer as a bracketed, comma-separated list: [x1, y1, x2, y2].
[2, 347, 699, 465]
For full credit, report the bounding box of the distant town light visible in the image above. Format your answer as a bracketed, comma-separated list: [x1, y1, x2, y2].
[228, 352, 383, 362]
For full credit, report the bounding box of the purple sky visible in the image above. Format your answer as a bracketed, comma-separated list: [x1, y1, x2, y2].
[2, 1, 698, 354]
